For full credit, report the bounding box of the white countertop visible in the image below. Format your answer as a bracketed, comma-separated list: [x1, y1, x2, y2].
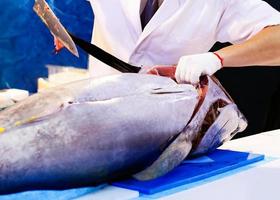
[76, 129, 280, 200]
[156, 129, 280, 200]
[221, 129, 280, 157]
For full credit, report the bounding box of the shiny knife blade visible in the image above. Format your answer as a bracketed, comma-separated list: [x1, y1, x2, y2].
[33, 0, 79, 57]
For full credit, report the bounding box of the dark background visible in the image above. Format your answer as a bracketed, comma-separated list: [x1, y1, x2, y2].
[212, 0, 280, 137]
[0, 0, 279, 137]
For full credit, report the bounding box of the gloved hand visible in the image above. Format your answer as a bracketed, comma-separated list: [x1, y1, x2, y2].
[175, 52, 223, 84]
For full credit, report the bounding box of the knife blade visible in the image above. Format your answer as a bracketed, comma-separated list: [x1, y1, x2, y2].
[33, 0, 79, 57]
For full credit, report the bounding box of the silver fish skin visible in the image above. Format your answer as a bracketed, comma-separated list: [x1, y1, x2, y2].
[0, 74, 198, 194]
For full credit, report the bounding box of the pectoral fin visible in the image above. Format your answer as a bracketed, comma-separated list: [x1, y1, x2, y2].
[133, 133, 192, 181]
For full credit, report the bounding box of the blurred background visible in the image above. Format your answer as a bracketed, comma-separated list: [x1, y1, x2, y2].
[0, 0, 279, 137]
[0, 0, 93, 92]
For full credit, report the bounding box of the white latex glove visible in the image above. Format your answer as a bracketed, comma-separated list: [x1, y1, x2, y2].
[175, 52, 223, 84]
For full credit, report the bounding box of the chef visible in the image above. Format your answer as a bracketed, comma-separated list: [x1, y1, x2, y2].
[87, 0, 280, 84]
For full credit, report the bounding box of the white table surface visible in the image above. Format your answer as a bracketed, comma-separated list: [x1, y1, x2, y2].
[76, 129, 280, 200]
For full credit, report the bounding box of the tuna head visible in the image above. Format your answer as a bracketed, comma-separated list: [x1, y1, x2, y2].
[0, 74, 199, 194]
[134, 76, 247, 180]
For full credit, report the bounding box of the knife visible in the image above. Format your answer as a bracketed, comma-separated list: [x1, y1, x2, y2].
[33, 0, 79, 57]
[69, 33, 141, 73]
[33, 0, 141, 73]
[33, 0, 176, 76]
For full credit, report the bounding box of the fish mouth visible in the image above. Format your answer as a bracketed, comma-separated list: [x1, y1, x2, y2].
[183, 76, 248, 157]
[191, 99, 228, 151]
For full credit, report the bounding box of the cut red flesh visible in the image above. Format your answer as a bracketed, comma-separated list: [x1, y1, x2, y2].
[145, 66, 177, 80]
[54, 37, 65, 53]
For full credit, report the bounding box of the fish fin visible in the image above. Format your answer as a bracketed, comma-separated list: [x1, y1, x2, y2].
[133, 133, 192, 181]
[12, 102, 68, 128]
[13, 113, 53, 128]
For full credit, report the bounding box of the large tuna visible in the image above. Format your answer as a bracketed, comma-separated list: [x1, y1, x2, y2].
[0, 74, 246, 194]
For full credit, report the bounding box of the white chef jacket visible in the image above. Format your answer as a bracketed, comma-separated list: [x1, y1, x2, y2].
[87, 0, 280, 77]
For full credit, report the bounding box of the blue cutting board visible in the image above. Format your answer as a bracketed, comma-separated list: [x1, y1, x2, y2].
[112, 149, 264, 194]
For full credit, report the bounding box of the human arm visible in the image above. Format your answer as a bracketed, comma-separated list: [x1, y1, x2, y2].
[217, 25, 280, 67]
[175, 25, 280, 84]
[174, 0, 280, 84]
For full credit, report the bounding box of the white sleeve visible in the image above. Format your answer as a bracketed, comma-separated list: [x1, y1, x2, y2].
[216, 0, 280, 44]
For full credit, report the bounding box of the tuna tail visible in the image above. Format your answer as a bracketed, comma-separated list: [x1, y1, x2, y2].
[133, 133, 192, 181]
